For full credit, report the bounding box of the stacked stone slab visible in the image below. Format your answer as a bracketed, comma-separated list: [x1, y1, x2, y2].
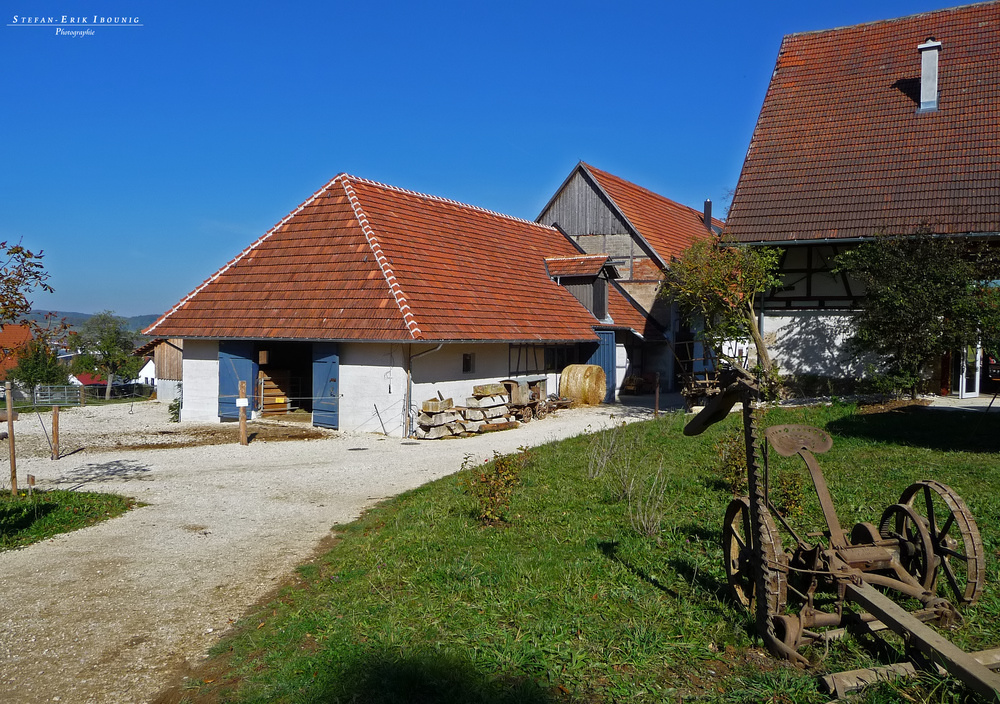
[414, 397, 466, 439]
[414, 385, 518, 439]
[461, 384, 517, 433]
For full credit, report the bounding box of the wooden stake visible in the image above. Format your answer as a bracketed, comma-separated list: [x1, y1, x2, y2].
[238, 381, 249, 446]
[80, 385, 86, 407]
[51, 405, 59, 460]
[654, 372, 661, 418]
[6, 382, 16, 495]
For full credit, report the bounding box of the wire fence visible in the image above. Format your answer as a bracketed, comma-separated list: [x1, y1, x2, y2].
[3, 383, 155, 411]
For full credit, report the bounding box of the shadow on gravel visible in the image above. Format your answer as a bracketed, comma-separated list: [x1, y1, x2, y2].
[54, 459, 153, 487]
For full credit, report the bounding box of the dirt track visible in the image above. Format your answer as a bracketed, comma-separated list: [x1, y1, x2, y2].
[0, 400, 657, 704]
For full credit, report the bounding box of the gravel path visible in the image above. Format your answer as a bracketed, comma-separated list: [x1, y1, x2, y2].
[0, 400, 659, 704]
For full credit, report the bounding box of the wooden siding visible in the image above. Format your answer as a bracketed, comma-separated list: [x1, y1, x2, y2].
[539, 171, 659, 285]
[539, 171, 631, 236]
[153, 338, 183, 381]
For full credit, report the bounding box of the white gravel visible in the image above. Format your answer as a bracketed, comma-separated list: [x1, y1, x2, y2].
[0, 399, 661, 704]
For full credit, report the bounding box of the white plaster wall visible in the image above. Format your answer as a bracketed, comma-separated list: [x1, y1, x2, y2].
[615, 343, 628, 400]
[763, 311, 864, 377]
[409, 343, 558, 430]
[338, 343, 408, 436]
[156, 379, 181, 403]
[181, 340, 220, 422]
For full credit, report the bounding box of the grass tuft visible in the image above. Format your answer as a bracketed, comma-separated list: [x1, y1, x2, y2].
[0, 488, 141, 550]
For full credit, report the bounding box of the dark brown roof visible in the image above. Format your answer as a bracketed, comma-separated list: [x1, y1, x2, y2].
[146, 174, 649, 342]
[581, 163, 720, 261]
[727, 1, 1000, 243]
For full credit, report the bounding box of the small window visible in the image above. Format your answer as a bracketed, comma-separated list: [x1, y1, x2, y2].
[462, 353, 475, 374]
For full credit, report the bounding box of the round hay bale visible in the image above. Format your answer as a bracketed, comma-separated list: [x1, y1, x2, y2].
[559, 364, 607, 405]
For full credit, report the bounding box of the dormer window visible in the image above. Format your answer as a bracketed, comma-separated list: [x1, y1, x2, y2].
[543, 255, 615, 323]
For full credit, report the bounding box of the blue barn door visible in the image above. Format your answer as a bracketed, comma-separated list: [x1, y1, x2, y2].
[312, 342, 340, 429]
[219, 341, 257, 420]
[587, 330, 616, 403]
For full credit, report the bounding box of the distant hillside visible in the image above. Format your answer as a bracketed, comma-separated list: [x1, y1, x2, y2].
[26, 311, 161, 334]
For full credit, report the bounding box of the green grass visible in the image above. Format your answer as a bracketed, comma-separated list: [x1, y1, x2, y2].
[179, 402, 1000, 703]
[0, 488, 141, 550]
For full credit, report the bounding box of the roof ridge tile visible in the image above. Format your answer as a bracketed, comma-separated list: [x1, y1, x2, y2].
[340, 178, 423, 340]
[342, 173, 557, 231]
[147, 175, 344, 334]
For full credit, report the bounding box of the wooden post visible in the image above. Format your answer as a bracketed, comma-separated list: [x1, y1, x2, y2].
[6, 382, 16, 495]
[80, 385, 86, 407]
[654, 373, 661, 418]
[238, 381, 249, 446]
[51, 405, 59, 460]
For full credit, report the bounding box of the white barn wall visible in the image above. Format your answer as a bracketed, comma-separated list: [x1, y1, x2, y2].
[338, 343, 408, 436]
[763, 311, 864, 377]
[181, 340, 221, 422]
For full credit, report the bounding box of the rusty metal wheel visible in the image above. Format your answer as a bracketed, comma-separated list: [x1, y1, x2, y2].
[879, 503, 935, 589]
[723, 497, 787, 613]
[898, 480, 985, 606]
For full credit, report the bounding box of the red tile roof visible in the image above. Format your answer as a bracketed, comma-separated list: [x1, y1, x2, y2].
[727, 1, 1000, 243]
[147, 175, 649, 342]
[580, 163, 720, 262]
[0, 324, 32, 380]
[544, 255, 610, 278]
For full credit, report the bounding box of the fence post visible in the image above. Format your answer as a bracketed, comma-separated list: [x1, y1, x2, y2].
[654, 372, 660, 418]
[238, 381, 249, 446]
[52, 405, 59, 460]
[6, 382, 16, 495]
[80, 385, 86, 407]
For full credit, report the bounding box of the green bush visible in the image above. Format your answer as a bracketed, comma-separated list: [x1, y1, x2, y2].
[464, 448, 529, 523]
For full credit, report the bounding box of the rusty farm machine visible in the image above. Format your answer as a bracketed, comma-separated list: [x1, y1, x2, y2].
[684, 368, 1000, 699]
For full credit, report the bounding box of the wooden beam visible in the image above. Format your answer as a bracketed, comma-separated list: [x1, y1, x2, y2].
[845, 581, 1000, 699]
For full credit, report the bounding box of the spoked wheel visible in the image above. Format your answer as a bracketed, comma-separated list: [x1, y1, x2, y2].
[723, 497, 787, 613]
[520, 406, 533, 422]
[878, 503, 935, 589]
[898, 480, 985, 606]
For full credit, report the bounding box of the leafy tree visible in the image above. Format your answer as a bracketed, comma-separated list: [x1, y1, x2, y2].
[72, 311, 143, 400]
[662, 238, 782, 379]
[8, 339, 69, 388]
[0, 240, 53, 366]
[836, 234, 1000, 398]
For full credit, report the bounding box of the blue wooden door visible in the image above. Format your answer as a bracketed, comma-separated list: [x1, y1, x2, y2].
[219, 341, 257, 419]
[586, 330, 616, 403]
[312, 342, 339, 429]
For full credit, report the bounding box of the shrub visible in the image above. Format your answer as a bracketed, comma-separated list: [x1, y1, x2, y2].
[464, 448, 530, 524]
[168, 384, 181, 422]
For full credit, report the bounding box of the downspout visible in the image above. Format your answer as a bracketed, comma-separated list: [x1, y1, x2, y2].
[405, 343, 443, 437]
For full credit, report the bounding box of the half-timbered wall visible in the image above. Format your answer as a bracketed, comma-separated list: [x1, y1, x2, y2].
[764, 244, 864, 310]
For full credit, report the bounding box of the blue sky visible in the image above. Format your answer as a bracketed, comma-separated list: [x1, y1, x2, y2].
[1, 0, 965, 317]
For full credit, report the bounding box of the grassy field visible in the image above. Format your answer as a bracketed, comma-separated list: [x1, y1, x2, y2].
[0, 488, 140, 550]
[171, 402, 1000, 703]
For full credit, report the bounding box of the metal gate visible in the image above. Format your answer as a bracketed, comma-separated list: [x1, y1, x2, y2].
[586, 330, 616, 403]
[219, 341, 257, 419]
[312, 342, 340, 429]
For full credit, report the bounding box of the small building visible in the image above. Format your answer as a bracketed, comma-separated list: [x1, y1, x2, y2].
[0, 324, 33, 381]
[134, 338, 183, 401]
[145, 173, 651, 435]
[537, 162, 722, 390]
[725, 2, 1000, 396]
